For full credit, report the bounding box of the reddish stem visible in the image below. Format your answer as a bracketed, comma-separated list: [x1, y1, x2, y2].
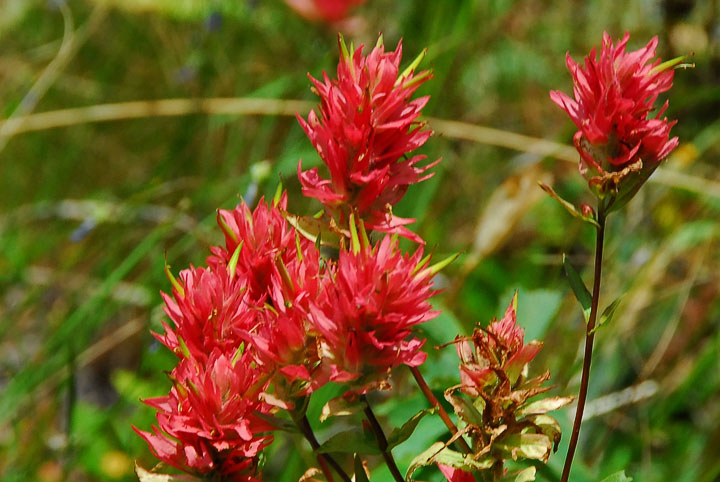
[410, 365, 473, 454]
[560, 210, 607, 482]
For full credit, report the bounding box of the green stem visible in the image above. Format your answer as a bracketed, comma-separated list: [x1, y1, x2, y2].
[560, 209, 607, 482]
[361, 395, 405, 482]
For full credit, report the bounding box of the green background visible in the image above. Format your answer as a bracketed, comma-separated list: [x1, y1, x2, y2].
[1, 1, 719, 481]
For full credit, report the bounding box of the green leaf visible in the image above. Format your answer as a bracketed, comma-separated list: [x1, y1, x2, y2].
[538, 182, 600, 228]
[445, 394, 484, 427]
[527, 414, 562, 450]
[281, 210, 341, 248]
[590, 295, 624, 334]
[406, 442, 494, 480]
[316, 428, 380, 455]
[495, 433, 551, 461]
[135, 462, 199, 481]
[511, 467, 536, 482]
[563, 254, 592, 321]
[252, 411, 299, 433]
[515, 397, 574, 417]
[598, 470, 633, 482]
[354, 454, 370, 482]
[387, 408, 436, 449]
[320, 396, 364, 422]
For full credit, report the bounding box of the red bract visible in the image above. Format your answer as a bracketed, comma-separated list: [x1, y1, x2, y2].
[457, 295, 542, 397]
[134, 351, 273, 481]
[309, 235, 437, 392]
[157, 264, 252, 363]
[245, 243, 329, 401]
[550, 32, 679, 208]
[209, 193, 316, 304]
[285, 0, 366, 23]
[438, 464, 475, 482]
[298, 36, 437, 242]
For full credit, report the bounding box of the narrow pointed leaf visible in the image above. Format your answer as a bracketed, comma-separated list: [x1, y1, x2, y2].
[398, 48, 427, 84]
[516, 396, 574, 417]
[320, 396, 364, 422]
[387, 408, 436, 449]
[272, 182, 283, 206]
[539, 182, 600, 228]
[354, 454, 370, 482]
[562, 254, 592, 321]
[417, 252, 459, 279]
[316, 428, 380, 455]
[227, 241, 243, 280]
[590, 295, 624, 334]
[164, 264, 184, 297]
[349, 213, 361, 255]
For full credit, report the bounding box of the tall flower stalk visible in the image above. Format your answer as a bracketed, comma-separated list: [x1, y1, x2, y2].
[549, 32, 682, 481]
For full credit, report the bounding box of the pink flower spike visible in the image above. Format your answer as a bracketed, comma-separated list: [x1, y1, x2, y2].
[550, 32, 680, 209]
[298, 35, 437, 241]
[309, 235, 438, 393]
[135, 350, 273, 481]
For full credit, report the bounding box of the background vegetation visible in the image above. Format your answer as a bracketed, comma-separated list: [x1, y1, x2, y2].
[1, 1, 719, 481]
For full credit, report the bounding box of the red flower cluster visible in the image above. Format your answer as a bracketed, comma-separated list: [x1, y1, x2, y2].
[134, 351, 273, 481]
[285, 0, 366, 23]
[310, 234, 438, 392]
[298, 36, 437, 243]
[550, 32, 679, 208]
[138, 36, 448, 481]
[138, 195, 323, 479]
[138, 193, 442, 476]
[156, 264, 252, 364]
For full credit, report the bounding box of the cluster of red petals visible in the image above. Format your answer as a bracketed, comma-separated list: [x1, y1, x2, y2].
[310, 235, 437, 392]
[285, 0, 366, 23]
[550, 32, 678, 173]
[140, 194, 331, 478]
[298, 37, 437, 243]
[208, 194, 315, 304]
[134, 351, 273, 481]
[156, 264, 252, 364]
[247, 244, 329, 399]
[456, 297, 541, 397]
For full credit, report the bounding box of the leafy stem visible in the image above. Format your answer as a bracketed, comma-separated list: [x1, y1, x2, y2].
[560, 207, 607, 482]
[361, 395, 405, 482]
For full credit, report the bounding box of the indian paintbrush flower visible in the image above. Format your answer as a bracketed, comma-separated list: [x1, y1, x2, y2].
[157, 263, 253, 364]
[298, 35, 437, 243]
[209, 193, 318, 305]
[309, 232, 439, 393]
[134, 350, 274, 481]
[550, 32, 680, 212]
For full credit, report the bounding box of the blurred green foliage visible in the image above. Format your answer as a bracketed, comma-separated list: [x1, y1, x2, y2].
[1, 1, 719, 481]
